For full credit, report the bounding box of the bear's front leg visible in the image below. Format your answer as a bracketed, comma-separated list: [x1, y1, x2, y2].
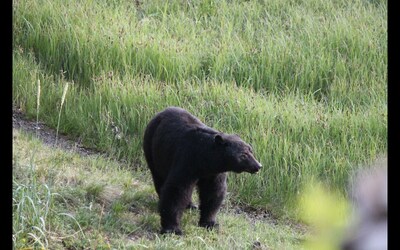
[159, 178, 195, 235]
[198, 173, 227, 229]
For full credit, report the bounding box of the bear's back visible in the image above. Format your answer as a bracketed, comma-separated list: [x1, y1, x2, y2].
[144, 107, 217, 176]
[157, 106, 216, 140]
[157, 107, 204, 129]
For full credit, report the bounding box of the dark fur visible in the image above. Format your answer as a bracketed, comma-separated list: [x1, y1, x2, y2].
[143, 107, 262, 235]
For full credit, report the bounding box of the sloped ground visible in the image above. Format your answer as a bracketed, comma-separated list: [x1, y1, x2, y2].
[12, 111, 308, 249]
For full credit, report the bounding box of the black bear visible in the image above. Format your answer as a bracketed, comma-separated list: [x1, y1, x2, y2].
[143, 107, 262, 235]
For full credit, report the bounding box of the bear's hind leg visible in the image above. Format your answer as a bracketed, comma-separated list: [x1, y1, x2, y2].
[198, 173, 227, 229]
[151, 172, 165, 199]
[159, 179, 196, 235]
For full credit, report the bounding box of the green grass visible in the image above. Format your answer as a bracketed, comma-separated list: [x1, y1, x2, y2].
[13, 49, 386, 218]
[13, 129, 307, 249]
[13, 0, 386, 102]
[13, 0, 386, 224]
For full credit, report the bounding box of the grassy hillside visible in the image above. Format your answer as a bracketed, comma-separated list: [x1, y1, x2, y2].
[13, 129, 308, 249]
[13, 0, 386, 219]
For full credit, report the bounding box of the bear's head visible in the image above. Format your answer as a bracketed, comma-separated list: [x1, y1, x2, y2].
[214, 133, 262, 174]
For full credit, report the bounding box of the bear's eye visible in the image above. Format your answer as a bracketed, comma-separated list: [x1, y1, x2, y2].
[240, 154, 248, 160]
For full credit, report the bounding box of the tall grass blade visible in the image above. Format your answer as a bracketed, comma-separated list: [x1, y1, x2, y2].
[56, 82, 69, 145]
[36, 79, 40, 137]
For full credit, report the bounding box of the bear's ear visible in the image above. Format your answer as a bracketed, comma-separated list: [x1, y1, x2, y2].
[214, 134, 226, 145]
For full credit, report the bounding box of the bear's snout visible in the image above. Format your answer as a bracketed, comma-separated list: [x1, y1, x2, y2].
[253, 162, 262, 173]
[247, 159, 262, 174]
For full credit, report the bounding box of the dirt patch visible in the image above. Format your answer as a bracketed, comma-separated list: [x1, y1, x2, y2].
[228, 204, 309, 235]
[230, 205, 279, 225]
[13, 109, 101, 157]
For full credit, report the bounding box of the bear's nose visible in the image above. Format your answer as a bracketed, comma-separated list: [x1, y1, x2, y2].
[253, 162, 262, 173]
[251, 162, 262, 174]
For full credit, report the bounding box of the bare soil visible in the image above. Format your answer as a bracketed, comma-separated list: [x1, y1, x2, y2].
[13, 109, 101, 157]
